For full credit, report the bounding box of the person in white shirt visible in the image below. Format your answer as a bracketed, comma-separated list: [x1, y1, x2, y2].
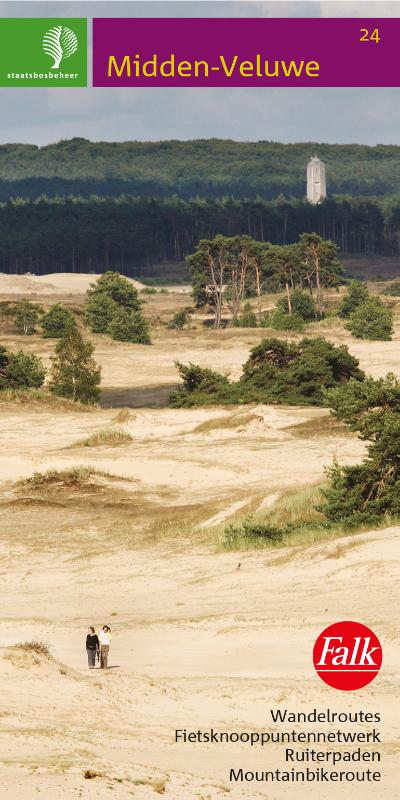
[98, 625, 112, 669]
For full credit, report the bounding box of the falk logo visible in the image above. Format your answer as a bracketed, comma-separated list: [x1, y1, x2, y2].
[313, 620, 382, 691]
[42, 25, 78, 69]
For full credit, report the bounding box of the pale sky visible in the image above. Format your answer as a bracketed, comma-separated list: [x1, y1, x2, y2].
[1, 1, 400, 145]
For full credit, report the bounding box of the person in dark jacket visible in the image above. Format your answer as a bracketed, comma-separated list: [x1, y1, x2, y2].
[86, 626, 99, 669]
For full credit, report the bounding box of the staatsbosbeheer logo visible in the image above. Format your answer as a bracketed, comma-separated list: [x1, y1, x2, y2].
[0, 18, 87, 86]
[313, 621, 382, 691]
[43, 26, 78, 69]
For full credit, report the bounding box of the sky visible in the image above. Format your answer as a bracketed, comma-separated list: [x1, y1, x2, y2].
[1, 1, 400, 146]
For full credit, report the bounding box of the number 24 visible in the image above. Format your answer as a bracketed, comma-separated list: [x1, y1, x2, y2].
[360, 28, 380, 43]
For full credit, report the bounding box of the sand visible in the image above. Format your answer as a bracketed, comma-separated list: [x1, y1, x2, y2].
[0, 279, 399, 798]
[0, 272, 146, 296]
[0, 524, 398, 799]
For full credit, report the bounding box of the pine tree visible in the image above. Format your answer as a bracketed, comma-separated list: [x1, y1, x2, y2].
[84, 293, 118, 333]
[338, 280, 369, 318]
[346, 296, 393, 341]
[49, 321, 101, 404]
[320, 374, 400, 524]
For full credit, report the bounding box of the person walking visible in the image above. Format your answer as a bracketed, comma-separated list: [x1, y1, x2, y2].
[99, 625, 111, 669]
[86, 626, 99, 669]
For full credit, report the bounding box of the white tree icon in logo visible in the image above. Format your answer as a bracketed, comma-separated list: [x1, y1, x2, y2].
[43, 26, 78, 69]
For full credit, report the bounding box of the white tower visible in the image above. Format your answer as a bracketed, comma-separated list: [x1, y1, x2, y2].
[307, 155, 326, 204]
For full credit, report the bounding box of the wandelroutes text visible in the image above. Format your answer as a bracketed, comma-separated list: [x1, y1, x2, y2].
[174, 708, 383, 784]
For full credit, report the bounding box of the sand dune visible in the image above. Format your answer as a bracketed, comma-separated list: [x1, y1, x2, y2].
[0, 272, 146, 296]
[0, 279, 399, 798]
[0, 527, 398, 799]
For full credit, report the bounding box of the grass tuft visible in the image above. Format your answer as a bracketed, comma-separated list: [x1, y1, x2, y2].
[73, 428, 132, 448]
[286, 415, 350, 439]
[23, 466, 119, 488]
[14, 640, 51, 657]
[0, 387, 95, 412]
[194, 412, 259, 434]
[111, 408, 133, 423]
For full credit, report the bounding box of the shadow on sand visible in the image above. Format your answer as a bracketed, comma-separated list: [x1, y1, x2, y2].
[100, 384, 179, 409]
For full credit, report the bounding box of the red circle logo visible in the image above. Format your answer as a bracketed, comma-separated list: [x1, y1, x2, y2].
[313, 620, 382, 691]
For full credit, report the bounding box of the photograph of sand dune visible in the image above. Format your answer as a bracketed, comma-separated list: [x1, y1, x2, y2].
[0, 1, 399, 798]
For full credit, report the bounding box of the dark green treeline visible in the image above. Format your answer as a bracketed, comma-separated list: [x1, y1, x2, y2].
[1, 195, 399, 276]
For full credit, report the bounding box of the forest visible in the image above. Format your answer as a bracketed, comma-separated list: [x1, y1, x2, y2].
[2, 138, 400, 275]
[3, 138, 400, 199]
[0, 194, 399, 276]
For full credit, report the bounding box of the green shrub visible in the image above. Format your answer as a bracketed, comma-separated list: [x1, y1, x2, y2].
[263, 308, 304, 331]
[169, 362, 234, 407]
[239, 337, 364, 405]
[0, 348, 46, 389]
[338, 280, 369, 318]
[223, 517, 284, 548]
[170, 337, 364, 408]
[167, 309, 190, 330]
[41, 304, 75, 338]
[346, 296, 393, 340]
[108, 308, 151, 344]
[235, 302, 258, 328]
[278, 289, 316, 321]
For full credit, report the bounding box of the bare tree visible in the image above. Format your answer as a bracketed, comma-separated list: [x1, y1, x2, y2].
[226, 237, 252, 322]
[269, 244, 301, 315]
[188, 236, 231, 328]
[298, 233, 342, 319]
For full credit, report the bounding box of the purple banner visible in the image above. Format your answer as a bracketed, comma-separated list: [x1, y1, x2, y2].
[93, 18, 400, 87]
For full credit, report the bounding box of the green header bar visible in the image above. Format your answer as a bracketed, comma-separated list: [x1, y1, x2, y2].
[0, 18, 87, 86]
